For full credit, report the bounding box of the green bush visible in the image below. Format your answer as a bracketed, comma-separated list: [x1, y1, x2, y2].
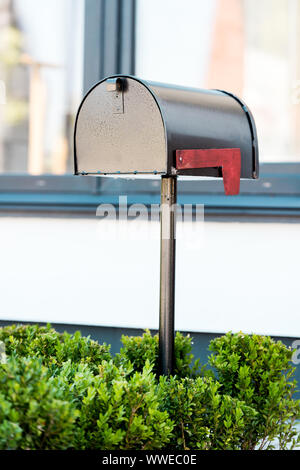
[0, 356, 78, 450]
[73, 361, 173, 450]
[0, 354, 173, 450]
[209, 332, 300, 449]
[0, 324, 299, 450]
[116, 329, 202, 377]
[0, 323, 111, 373]
[158, 375, 256, 450]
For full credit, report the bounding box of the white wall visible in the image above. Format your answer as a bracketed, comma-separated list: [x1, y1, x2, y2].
[0, 216, 299, 338]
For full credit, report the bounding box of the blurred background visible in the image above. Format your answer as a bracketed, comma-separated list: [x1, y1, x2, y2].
[0, 0, 300, 367]
[0, 0, 299, 174]
[0, 0, 83, 174]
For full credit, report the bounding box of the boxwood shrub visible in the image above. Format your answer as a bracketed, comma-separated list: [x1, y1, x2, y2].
[0, 324, 299, 450]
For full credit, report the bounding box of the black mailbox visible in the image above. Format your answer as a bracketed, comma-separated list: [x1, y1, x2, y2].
[74, 75, 258, 187]
[74, 75, 259, 376]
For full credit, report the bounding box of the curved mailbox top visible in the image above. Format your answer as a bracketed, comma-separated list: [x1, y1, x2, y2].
[74, 75, 259, 179]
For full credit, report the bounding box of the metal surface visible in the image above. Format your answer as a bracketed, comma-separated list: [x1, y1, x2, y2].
[106, 78, 124, 114]
[75, 78, 166, 174]
[159, 175, 177, 376]
[149, 81, 258, 179]
[75, 75, 258, 179]
[218, 89, 259, 180]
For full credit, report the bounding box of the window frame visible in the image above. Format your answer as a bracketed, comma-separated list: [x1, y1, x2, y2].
[0, 0, 299, 218]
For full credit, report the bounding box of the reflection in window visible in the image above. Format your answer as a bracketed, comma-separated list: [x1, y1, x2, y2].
[0, 0, 84, 174]
[136, 0, 300, 163]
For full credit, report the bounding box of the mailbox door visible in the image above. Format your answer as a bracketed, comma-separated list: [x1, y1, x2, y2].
[75, 77, 167, 175]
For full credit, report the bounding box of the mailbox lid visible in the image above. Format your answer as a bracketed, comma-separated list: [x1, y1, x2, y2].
[74, 76, 167, 175]
[148, 82, 259, 179]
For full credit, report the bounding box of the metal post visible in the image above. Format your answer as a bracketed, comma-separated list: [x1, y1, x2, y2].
[159, 175, 177, 376]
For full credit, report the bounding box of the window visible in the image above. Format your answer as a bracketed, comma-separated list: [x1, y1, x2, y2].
[0, 0, 84, 175]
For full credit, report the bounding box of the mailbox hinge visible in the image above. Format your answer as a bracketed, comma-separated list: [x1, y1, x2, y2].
[106, 78, 124, 114]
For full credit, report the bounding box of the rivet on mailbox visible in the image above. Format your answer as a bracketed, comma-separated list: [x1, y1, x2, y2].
[74, 75, 259, 376]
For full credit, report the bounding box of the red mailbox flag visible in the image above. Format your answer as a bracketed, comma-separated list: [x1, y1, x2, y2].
[176, 148, 241, 196]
